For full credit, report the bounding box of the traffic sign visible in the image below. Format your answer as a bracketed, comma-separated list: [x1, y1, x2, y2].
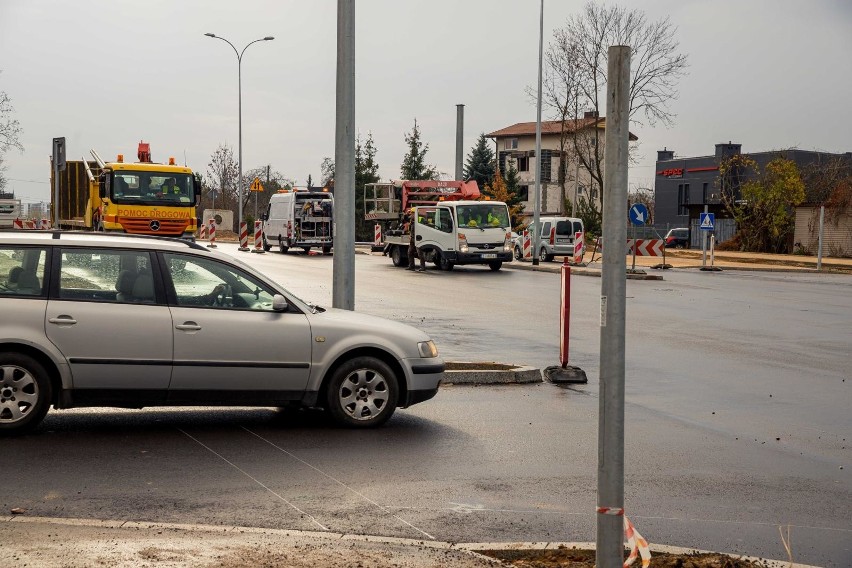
[699, 212, 715, 231]
[250, 177, 264, 192]
[628, 203, 649, 226]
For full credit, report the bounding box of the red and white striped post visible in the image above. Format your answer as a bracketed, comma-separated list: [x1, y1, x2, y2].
[560, 257, 571, 368]
[199, 220, 207, 240]
[573, 231, 584, 264]
[206, 219, 217, 248]
[522, 230, 532, 260]
[251, 220, 265, 253]
[238, 221, 250, 252]
[374, 223, 382, 246]
[239, 221, 249, 250]
[12, 218, 23, 230]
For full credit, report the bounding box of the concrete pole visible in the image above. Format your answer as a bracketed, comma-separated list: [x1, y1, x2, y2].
[238, 56, 243, 236]
[532, 0, 544, 266]
[455, 104, 464, 181]
[332, 0, 355, 310]
[817, 205, 825, 271]
[597, 44, 630, 568]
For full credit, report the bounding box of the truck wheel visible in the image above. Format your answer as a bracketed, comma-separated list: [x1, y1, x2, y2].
[325, 356, 398, 428]
[391, 246, 405, 267]
[488, 261, 503, 271]
[302, 247, 311, 254]
[323, 246, 332, 255]
[438, 253, 454, 271]
[263, 236, 272, 252]
[0, 353, 52, 435]
[278, 238, 289, 254]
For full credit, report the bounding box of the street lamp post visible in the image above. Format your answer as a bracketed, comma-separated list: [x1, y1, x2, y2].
[205, 33, 274, 250]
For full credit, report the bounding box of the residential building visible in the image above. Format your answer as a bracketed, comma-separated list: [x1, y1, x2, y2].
[487, 112, 637, 218]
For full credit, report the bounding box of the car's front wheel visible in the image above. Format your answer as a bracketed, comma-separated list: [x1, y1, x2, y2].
[0, 353, 52, 435]
[325, 356, 398, 428]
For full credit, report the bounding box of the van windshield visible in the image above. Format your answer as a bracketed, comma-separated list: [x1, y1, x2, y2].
[456, 204, 510, 229]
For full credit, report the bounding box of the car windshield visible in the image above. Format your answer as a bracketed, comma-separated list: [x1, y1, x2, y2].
[456, 204, 510, 229]
[111, 171, 195, 206]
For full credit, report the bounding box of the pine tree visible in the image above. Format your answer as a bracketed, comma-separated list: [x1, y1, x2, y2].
[400, 119, 438, 180]
[464, 133, 495, 188]
[306, 174, 313, 189]
[355, 132, 381, 241]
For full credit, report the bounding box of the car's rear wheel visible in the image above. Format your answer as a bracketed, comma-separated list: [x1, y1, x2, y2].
[391, 246, 406, 267]
[325, 356, 398, 428]
[0, 353, 52, 435]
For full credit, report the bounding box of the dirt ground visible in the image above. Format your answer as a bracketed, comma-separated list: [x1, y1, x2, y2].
[481, 547, 780, 567]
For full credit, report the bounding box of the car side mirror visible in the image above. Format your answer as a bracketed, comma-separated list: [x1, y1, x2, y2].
[99, 178, 108, 199]
[272, 294, 288, 312]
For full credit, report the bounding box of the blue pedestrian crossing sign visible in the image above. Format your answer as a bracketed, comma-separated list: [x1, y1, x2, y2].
[699, 212, 715, 231]
[628, 203, 649, 226]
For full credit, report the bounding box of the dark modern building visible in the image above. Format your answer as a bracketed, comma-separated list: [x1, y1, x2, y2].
[654, 143, 851, 247]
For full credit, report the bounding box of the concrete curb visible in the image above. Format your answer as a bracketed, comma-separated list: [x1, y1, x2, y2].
[443, 362, 541, 384]
[2, 516, 819, 568]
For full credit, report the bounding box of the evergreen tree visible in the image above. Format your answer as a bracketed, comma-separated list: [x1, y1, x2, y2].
[464, 133, 495, 188]
[306, 174, 313, 189]
[400, 119, 438, 180]
[355, 132, 381, 241]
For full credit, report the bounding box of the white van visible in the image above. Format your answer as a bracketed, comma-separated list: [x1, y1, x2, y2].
[513, 216, 584, 262]
[262, 190, 334, 254]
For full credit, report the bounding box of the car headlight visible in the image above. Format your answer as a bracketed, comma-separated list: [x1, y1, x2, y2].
[417, 340, 438, 358]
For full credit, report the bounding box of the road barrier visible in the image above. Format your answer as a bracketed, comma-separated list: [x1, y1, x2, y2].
[573, 231, 584, 264]
[239, 221, 249, 250]
[206, 219, 217, 248]
[39, 219, 51, 230]
[251, 220, 265, 254]
[374, 223, 382, 246]
[560, 258, 571, 366]
[523, 230, 531, 259]
[595, 508, 651, 568]
[199, 222, 207, 240]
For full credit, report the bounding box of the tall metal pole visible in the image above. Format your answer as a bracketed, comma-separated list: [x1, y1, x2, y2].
[455, 104, 464, 180]
[532, 0, 544, 266]
[817, 205, 825, 271]
[701, 203, 709, 267]
[204, 33, 274, 245]
[333, 0, 355, 310]
[597, 45, 630, 568]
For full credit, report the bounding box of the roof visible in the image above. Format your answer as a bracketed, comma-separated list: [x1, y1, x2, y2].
[487, 118, 638, 141]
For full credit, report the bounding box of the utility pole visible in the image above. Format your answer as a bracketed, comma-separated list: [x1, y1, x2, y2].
[597, 44, 630, 568]
[333, 0, 355, 310]
[532, 0, 544, 266]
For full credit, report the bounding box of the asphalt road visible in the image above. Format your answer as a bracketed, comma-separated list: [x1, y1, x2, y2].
[3, 245, 849, 566]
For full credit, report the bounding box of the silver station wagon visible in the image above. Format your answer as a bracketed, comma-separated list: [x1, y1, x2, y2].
[0, 231, 444, 434]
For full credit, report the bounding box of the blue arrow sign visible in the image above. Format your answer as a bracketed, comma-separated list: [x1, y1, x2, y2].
[628, 203, 649, 226]
[699, 212, 715, 231]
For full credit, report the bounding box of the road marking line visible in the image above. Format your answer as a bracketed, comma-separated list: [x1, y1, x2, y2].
[242, 426, 435, 540]
[178, 428, 329, 531]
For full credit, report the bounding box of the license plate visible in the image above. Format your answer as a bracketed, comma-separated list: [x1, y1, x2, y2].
[557, 238, 570, 243]
[481, 253, 497, 259]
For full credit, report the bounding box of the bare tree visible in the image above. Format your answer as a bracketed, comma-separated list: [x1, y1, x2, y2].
[541, 2, 688, 211]
[205, 143, 239, 212]
[0, 78, 24, 154]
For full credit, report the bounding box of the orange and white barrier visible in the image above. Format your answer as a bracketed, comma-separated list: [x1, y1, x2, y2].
[522, 230, 532, 259]
[12, 218, 24, 230]
[206, 219, 217, 248]
[12, 218, 37, 230]
[239, 221, 249, 249]
[627, 239, 664, 257]
[251, 220, 265, 253]
[39, 219, 51, 230]
[595, 507, 651, 568]
[199, 223, 207, 240]
[573, 231, 584, 264]
[374, 223, 382, 246]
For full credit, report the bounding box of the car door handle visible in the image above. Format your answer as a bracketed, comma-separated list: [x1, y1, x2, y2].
[175, 322, 202, 331]
[48, 316, 77, 325]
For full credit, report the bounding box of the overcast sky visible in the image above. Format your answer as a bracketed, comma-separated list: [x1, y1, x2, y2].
[1, 0, 850, 204]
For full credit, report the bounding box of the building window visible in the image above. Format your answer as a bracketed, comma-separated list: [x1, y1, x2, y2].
[504, 138, 518, 150]
[517, 156, 529, 172]
[540, 150, 552, 183]
[519, 185, 529, 201]
[590, 188, 598, 200]
[678, 183, 690, 216]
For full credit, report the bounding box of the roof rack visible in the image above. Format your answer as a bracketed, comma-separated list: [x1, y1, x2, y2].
[0, 229, 209, 252]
